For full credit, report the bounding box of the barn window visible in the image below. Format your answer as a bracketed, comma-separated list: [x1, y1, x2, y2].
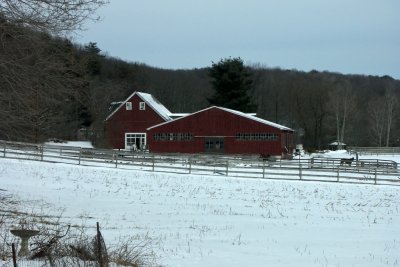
[153, 133, 161, 141]
[235, 133, 278, 141]
[126, 102, 132, 110]
[160, 133, 166, 141]
[154, 133, 193, 141]
[139, 102, 146, 110]
[205, 140, 213, 149]
[215, 140, 224, 149]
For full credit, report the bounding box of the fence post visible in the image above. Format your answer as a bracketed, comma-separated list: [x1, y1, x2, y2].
[40, 145, 44, 161]
[262, 160, 265, 178]
[337, 167, 340, 182]
[152, 154, 155, 172]
[78, 147, 82, 165]
[96, 222, 103, 267]
[374, 169, 377, 185]
[3, 141, 6, 158]
[12, 243, 17, 267]
[226, 160, 229, 176]
[188, 157, 192, 174]
[299, 164, 302, 180]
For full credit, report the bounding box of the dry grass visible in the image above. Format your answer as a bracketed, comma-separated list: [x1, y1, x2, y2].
[0, 192, 160, 266]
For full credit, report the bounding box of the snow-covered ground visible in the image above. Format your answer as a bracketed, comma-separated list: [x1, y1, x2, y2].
[1, 152, 400, 267]
[44, 140, 94, 148]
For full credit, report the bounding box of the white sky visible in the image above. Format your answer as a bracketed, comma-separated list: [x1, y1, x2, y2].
[74, 0, 400, 79]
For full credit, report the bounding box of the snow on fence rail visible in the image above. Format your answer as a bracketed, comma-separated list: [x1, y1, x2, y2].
[349, 146, 400, 155]
[1, 140, 400, 186]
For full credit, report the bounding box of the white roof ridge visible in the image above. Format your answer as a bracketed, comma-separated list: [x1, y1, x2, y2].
[147, 106, 294, 131]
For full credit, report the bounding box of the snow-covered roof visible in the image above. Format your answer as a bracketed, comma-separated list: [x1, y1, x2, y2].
[329, 141, 346, 146]
[147, 106, 294, 131]
[218, 107, 293, 131]
[170, 113, 190, 118]
[105, 91, 173, 121]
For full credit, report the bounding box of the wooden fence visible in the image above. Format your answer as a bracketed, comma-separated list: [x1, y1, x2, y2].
[1, 140, 400, 186]
[349, 146, 400, 155]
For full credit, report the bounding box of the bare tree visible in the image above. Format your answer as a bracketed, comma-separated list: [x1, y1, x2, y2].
[367, 97, 386, 146]
[384, 88, 398, 147]
[0, 24, 89, 142]
[0, 0, 108, 35]
[0, 0, 107, 142]
[328, 81, 355, 149]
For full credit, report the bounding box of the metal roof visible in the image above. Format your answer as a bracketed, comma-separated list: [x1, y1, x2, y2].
[147, 106, 294, 131]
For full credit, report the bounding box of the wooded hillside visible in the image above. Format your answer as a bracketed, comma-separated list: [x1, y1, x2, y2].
[85, 45, 400, 149]
[1, 22, 399, 149]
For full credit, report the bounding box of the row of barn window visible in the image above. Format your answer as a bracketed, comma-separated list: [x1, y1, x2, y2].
[152, 133, 279, 141]
[235, 133, 278, 141]
[153, 133, 194, 141]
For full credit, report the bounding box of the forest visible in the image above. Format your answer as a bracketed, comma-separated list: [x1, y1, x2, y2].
[1, 19, 399, 150]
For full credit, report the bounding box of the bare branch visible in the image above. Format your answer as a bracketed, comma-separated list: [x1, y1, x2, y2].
[0, 0, 108, 35]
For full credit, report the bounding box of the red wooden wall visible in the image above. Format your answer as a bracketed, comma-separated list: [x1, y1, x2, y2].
[148, 107, 294, 156]
[105, 94, 167, 149]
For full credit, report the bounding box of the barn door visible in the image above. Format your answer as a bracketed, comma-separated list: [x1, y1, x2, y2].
[204, 137, 224, 153]
[125, 133, 146, 151]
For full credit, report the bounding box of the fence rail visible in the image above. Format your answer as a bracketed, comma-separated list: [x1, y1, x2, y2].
[1, 140, 400, 186]
[349, 146, 400, 155]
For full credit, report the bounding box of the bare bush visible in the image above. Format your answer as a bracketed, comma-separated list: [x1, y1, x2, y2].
[0, 195, 160, 266]
[108, 235, 160, 267]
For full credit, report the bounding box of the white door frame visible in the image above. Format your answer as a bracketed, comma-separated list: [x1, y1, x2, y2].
[125, 132, 147, 150]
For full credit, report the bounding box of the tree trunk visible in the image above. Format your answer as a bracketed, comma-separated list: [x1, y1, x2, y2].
[385, 89, 397, 147]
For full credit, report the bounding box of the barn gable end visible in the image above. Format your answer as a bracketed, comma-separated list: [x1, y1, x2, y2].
[105, 92, 172, 149]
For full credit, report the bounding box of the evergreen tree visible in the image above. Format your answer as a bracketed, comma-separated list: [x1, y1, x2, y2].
[208, 57, 256, 112]
[84, 42, 102, 75]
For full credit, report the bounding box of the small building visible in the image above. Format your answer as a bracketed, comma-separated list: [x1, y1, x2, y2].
[147, 106, 294, 157]
[105, 92, 175, 150]
[328, 141, 347, 151]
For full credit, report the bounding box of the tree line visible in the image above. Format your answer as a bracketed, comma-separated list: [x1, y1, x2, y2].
[0, 1, 399, 150]
[83, 52, 400, 149]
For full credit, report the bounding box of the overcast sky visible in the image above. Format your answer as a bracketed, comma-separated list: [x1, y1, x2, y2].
[75, 0, 400, 79]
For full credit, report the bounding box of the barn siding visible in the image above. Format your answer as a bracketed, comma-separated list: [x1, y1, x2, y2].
[105, 94, 167, 149]
[148, 107, 294, 156]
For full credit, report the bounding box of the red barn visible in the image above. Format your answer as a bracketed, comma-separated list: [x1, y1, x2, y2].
[105, 92, 174, 150]
[147, 106, 294, 157]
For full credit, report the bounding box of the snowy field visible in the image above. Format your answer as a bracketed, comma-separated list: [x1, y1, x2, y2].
[1, 152, 400, 266]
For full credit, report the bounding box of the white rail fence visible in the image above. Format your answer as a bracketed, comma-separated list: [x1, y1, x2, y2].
[349, 146, 400, 155]
[1, 140, 400, 186]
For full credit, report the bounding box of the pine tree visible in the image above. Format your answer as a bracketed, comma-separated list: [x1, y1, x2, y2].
[83, 42, 102, 75]
[208, 57, 256, 112]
